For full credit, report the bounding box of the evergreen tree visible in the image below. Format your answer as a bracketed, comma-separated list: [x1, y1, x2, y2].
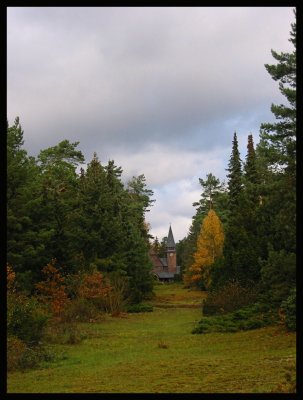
[68, 153, 126, 273]
[126, 174, 155, 241]
[221, 133, 260, 287]
[259, 9, 296, 176]
[7, 118, 48, 287]
[244, 134, 259, 186]
[123, 221, 154, 303]
[226, 132, 243, 210]
[181, 173, 228, 282]
[151, 237, 161, 255]
[256, 10, 296, 255]
[193, 173, 229, 224]
[36, 140, 85, 271]
[158, 236, 168, 258]
[256, 11, 296, 307]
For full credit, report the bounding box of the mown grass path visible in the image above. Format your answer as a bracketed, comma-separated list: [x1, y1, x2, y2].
[7, 283, 296, 393]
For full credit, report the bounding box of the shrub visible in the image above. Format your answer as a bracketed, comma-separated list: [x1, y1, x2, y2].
[35, 259, 70, 317]
[280, 288, 296, 331]
[7, 293, 49, 345]
[103, 273, 129, 315]
[127, 303, 153, 313]
[44, 322, 85, 345]
[61, 298, 100, 323]
[7, 336, 60, 371]
[203, 280, 259, 316]
[78, 271, 111, 311]
[192, 303, 277, 334]
[260, 249, 296, 308]
[7, 336, 27, 371]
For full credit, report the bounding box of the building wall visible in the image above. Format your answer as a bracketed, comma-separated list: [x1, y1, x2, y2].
[167, 250, 177, 273]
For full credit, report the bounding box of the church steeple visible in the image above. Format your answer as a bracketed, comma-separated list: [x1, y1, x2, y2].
[166, 225, 176, 249]
[166, 225, 176, 272]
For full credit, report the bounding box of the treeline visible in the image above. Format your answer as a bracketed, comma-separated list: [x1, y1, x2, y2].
[178, 11, 296, 332]
[7, 127, 155, 304]
[7, 122, 158, 370]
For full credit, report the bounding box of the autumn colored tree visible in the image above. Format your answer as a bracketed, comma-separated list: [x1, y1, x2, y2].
[78, 271, 111, 305]
[184, 209, 224, 289]
[7, 264, 16, 293]
[180, 173, 228, 282]
[35, 259, 69, 317]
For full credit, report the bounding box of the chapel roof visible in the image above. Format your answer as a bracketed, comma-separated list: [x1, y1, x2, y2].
[166, 225, 176, 248]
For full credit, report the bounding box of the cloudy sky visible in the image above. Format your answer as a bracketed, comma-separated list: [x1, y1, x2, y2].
[7, 7, 295, 243]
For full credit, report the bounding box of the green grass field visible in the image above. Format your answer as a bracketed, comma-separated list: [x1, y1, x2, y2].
[7, 283, 296, 393]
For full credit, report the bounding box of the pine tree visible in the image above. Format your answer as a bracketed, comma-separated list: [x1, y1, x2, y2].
[256, 11, 296, 308]
[256, 10, 296, 255]
[36, 140, 85, 271]
[7, 118, 48, 286]
[259, 9, 296, 176]
[193, 173, 229, 224]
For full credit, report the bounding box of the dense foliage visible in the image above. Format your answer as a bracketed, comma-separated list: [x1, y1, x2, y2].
[7, 125, 154, 302]
[183, 12, 296, 333]
[7, 123, 155, 369]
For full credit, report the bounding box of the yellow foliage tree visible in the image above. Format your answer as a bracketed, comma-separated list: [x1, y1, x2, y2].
[185, 209, 224, 289]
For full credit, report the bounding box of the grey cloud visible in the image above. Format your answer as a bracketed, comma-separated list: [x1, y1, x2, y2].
[7, 7, 295, 240]
[8, 7, 293, 158]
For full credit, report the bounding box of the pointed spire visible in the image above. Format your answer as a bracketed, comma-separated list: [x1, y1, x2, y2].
[167, 225, 176, 248]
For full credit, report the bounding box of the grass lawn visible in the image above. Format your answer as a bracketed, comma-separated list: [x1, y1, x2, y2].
[7, 283, 296, 393]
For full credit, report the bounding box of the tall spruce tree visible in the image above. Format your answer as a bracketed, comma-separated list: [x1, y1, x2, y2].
[7, 118, 50, 288]
[256, 11, 296, 307]
[221, 132, 260, 287]
[226, 132, 243, 209]
[244, 134, 259, 186]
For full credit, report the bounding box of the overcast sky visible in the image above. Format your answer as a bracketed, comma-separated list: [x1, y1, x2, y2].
[7, 7, 295, 243]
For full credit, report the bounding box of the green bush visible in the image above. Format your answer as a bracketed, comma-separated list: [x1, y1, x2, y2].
[127, 303, 153, 313]
[7, 293, 49, 345]
[280, 288, 296, 331]
[203, 280, 259, 316]
[193, 303, 277, 334]
[260, 249, 296, 308]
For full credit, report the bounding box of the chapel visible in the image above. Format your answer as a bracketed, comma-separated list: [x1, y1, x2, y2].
[149, 225, 180, 282]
